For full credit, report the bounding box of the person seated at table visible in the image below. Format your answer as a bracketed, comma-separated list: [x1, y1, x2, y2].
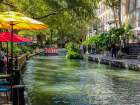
[0, 55, 6, 73]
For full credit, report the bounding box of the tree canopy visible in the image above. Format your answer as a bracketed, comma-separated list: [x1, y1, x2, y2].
[0, 0, 100, 42]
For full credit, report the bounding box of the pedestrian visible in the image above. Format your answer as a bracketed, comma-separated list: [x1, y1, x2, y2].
[107, 44, 111, 59]
[111, 42, 116, 59]
[88, 44, 91, 54]
[92, 43, 96, 54]
[83, 44, 86, 54]
[80, 44, 83, 54]
[116, 43, 119, 57]
[0, 55, 6, 73]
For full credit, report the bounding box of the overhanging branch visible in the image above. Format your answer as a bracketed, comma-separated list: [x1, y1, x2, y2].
[33, 3, 85, 19]
[33, 7, 68, 19]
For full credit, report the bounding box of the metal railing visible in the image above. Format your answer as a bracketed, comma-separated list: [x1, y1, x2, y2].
[13, 63, 29, 105]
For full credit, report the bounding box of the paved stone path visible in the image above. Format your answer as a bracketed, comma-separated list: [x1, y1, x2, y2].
[85, 54, 140, 65]
[83, 54, 140, 71]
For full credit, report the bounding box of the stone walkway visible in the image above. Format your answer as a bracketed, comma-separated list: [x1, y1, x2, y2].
[83, 54, 140, 71]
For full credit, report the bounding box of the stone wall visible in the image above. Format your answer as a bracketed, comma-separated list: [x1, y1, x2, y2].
[83, 55, 140, 71]
[17, 49, 44, 69]
[18, 53, 27, 69]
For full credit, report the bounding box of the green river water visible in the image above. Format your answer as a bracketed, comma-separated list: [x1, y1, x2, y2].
[22, 49, 140, 105]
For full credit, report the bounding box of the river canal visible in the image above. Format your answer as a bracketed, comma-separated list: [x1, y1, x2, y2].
[22, 49, 140, 105]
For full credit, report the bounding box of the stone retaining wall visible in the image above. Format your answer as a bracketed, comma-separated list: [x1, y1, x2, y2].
[83, 55, 140, 71]
[17, 49, 44, 69]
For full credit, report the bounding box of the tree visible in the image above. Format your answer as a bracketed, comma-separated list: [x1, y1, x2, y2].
[0, 0, 100, 44]
[104, 0, 120, 28]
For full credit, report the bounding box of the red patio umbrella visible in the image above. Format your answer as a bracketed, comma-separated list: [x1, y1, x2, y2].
[0, 31, 33, 42]
[0, 31, 33, 65]
[137, 33, 140, 35]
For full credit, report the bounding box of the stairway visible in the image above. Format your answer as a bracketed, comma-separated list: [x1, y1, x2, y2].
[124, 43, 140, 59]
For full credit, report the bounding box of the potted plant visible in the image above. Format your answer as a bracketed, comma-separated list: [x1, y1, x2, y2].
[117, 52, 127, 59]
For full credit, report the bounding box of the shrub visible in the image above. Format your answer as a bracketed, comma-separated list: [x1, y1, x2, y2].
[19, 45, 34, 54]
[67, 51, 80, 59]
[27, 47, 33, 54]
[19, 45, 28, 53]
[67, 42, 79, 53]
[0, 51, 4, 57]
[9, 45, 19, 56]
[117, 52, 126, 57]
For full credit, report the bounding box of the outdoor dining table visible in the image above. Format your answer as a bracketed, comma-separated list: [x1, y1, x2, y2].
[0, 74, 11, 79]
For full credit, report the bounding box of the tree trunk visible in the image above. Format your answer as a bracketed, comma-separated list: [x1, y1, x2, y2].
[113, 9, 118, 28]
[119, 0, 122, 27]
[50, 29, 53, 44]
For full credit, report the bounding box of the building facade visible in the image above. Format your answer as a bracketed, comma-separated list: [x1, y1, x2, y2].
[86, 0, 140, 41]
[123, 0, 140, 39]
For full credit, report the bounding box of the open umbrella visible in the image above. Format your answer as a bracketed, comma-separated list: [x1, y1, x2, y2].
[0, 11, 49, 66]
[129, 27, 140, 31]
[0, 31, 33, 42]
[0, 31, 33, 65]
[137, 33, 140, 35]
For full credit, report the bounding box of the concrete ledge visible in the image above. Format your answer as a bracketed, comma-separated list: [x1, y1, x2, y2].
[83, 55, 140, 71]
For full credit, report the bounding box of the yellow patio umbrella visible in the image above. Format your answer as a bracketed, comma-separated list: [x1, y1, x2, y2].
[0, 11, 49, 30]
[0, 11, 49, 66]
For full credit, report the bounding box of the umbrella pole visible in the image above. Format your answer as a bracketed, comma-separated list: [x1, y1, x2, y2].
[7, 42, 8, 64]
[11, 23, 13, 69]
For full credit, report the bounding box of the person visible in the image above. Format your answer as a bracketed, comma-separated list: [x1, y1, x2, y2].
[116, 43, 119, 57]
[92, 43, 96, 54]
[88, 44, 91, 54]
[107, 44, 111, 59]
[80, 44, 83, 54]
[111, 42, 116, 59]
[0, 55, 6, 73]
[83, 44, 86, 54]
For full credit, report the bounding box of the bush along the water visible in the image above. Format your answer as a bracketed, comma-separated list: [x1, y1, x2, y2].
[67, 42, 80, 59]
[67, 51, 80, 59]
[19, 45, 28, 53]
[67, 42, 79, 52]
[19, 45, 33, 54]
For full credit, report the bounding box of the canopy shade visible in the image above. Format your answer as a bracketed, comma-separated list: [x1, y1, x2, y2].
[0, 31, 33, 42]
[0, 11, 49, 30]
[129, 27, 140, 31]
[18, 42, 31, 44]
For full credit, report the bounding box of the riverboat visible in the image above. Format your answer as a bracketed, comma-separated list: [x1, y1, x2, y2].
[44, 48, 58, 56]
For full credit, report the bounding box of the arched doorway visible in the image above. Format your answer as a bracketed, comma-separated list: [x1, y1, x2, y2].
[138, 14, 140, 27]
[125, 17, 129, 27]
[131, 15, 136, 28]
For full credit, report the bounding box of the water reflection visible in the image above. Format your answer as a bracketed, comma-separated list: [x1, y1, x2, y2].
[22, 49, 140, 105]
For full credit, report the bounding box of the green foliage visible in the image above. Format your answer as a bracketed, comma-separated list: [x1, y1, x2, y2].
[29, 43, 45, 49]
[19, 45, 34, 54]
[0, 51, 4, 57]
[9, 45, 19, 56]
[117, 52, 126, 57]
[2, 0, 100, 42]
[27, 48, 34, 54]
[1, 47, 7, 53]
[67, 42, 80, 59]
[19, 45, 28, 53]
[67, 42, 79, 53]
[67, 51, 80, 59]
